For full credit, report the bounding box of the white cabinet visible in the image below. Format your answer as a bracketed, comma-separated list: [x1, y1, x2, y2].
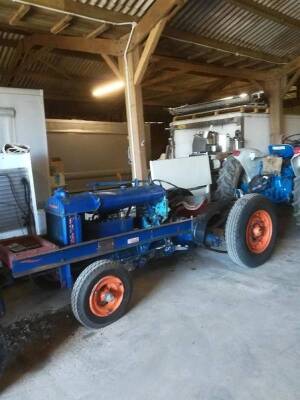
[0, 87, 50, 207]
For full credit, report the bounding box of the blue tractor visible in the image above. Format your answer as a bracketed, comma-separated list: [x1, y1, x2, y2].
[215, 134, 300, 224]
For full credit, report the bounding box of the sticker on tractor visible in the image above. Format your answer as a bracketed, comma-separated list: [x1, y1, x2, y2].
[128, 237, 139, 244]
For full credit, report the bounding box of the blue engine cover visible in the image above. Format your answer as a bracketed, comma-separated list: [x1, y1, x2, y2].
[260, 173, 294, 203]
[46, 185, 166, 217]
[268, 144, 294, 158]
[242, 164, 294, 204]
[46, 184, 167, 245]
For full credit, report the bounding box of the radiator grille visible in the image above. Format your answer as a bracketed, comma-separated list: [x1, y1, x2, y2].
[0, 168, 33, 235]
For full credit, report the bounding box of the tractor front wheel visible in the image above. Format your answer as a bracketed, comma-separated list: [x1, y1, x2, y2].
[71, 260, 132, 329]
[226, 194, 277, 267]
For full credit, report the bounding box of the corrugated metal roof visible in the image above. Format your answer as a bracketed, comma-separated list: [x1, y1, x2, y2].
[170, 0, 300, 59]
[257, 0, 300, 19]
[1, 0, 300, 107]
[75, 0, 155, 17]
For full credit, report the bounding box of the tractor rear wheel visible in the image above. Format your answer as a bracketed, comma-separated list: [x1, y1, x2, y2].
[226, 194, 277, 267]
[293, 176, 300, 225]
[71, 260, 132, 329]
[214, 156, 243, 202]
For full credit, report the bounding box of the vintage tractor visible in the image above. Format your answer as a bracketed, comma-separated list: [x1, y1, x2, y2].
[215, 135, 300, 227]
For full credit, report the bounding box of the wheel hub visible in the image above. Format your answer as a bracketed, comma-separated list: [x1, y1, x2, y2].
[89, 275, 124, 317]
[246, 210, 273, 254]
[252, 223, 263, 238]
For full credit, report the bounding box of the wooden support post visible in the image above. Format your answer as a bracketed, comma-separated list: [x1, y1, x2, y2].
[134, 16, 167, 85]
[265, 78, 285, 144]
[119, 48, 147, 180]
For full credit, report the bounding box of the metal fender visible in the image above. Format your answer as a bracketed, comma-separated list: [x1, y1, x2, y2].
[291, 153, 300, 176]
[233, 148, 266, 181]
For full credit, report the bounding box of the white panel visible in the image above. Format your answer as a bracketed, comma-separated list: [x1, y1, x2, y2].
[244, 114, 270, 151]
[150, 155, 212, 191]
[284, 115, 300, 136]
[0, 108, 16, 146]
[46, 119, 151, 192]
[0, 87, 50, 207]
[174, 129, 200, 158]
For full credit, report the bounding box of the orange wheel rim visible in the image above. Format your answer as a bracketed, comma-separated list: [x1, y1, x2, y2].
[89, 275, 124, 317]
[246, 210, 273, 254]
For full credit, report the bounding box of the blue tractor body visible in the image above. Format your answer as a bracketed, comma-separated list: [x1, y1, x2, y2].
[239, 144, 296, 204]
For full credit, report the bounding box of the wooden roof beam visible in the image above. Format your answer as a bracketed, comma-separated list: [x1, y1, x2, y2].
[153, 54, 279, 81]
[12, 0, 137, 24]
[9, 4, 31, 25]
[226, 0, 300, 31]
[85, 24, 110, 39]
[124, 0, 187, 52]
[143, 69, 185, 87]
[164, 28, 288, 65]
[50, 15, 73, 34]
[23, 33, 121, 56]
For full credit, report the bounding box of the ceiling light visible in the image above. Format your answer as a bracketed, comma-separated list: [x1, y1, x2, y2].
[92, 80, 125, 97]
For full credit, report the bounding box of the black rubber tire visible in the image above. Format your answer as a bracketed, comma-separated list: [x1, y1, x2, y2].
[225, 194, 277, 268]
[214, 156, 243, 202]
[71, 260, 132, 329]
[293, 176, 300, 226]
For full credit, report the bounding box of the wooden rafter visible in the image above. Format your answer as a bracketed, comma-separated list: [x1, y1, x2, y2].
[226, 0, 300, 31]
[85, 24, 109, 39]
[153, 55, 278, 81]
[23, 33, 121, 56]
[50, 15, 73, 34]
[9, 4, 31, 26]
[164, 28, 288, 65]
[13, 0, 138, 24]
[143, 69, 185, 87]
[206, 54, 227, 64]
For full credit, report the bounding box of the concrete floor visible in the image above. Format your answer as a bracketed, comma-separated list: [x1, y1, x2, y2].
[1, 210, 300, 399]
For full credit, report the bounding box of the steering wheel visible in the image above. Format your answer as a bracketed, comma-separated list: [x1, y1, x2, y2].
[282, 134, 300, 146]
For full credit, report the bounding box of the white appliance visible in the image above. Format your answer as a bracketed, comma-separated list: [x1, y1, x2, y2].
[150, 155, 212, 196]
[0, 87, 50, 207]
